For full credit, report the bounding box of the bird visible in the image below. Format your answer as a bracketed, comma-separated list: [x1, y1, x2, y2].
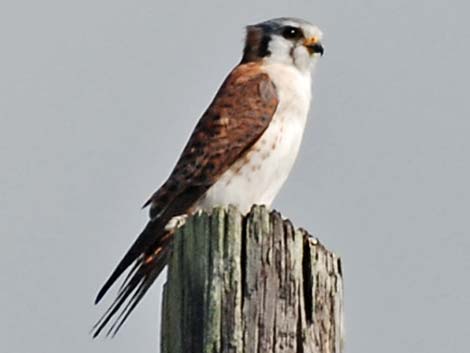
[93, 17, 324, 337]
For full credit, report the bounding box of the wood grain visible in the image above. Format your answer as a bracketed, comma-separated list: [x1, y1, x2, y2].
[161, 206, 344, 353]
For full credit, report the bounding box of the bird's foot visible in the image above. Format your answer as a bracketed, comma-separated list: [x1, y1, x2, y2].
[164, 214, 189, 231]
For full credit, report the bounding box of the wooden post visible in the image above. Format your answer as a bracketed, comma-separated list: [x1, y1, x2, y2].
[161, 205, 344, 353]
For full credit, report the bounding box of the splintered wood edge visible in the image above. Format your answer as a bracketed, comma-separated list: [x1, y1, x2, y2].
[162, 206, 344, 353]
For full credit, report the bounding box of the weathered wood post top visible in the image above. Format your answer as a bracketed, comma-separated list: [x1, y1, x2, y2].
[161, 205, 344, 353]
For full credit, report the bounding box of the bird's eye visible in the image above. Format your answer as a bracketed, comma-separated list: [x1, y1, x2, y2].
[281, 26, 303, 40]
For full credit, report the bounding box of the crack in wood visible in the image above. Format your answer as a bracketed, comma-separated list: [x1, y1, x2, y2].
[161, 206, 343, 353]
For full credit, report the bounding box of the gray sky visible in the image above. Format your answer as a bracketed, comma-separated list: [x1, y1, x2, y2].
[1, 1, 469, 352]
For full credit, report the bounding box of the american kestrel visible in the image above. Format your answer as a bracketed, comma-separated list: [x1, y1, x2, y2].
[93, 17, 324, 337]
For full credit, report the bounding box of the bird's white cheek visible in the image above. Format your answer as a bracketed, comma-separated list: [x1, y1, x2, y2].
[293, 46, 313, 72]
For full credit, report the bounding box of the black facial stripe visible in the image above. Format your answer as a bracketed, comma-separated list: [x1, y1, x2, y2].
[258, 34, 271, 58]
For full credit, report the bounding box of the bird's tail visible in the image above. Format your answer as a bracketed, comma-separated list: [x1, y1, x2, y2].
[92, 229, 173, 337]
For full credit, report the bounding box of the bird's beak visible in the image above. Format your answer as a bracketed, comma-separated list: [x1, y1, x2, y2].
[304, 36, 324, 56]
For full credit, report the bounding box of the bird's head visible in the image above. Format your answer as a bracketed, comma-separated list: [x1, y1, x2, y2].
[242, 17, 324, 73]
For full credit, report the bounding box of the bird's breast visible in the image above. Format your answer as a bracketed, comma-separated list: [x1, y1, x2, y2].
[196, 64, 312, 214]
